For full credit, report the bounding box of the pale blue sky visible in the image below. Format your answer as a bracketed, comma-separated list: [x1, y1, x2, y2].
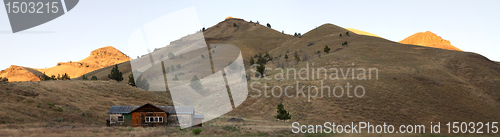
[0, 0, 499, 70]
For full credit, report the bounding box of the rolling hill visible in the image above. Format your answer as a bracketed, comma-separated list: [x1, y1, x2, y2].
[1, 18, 499, 135]
[0, 46, 130, 82]
[399, 31, 462, 51]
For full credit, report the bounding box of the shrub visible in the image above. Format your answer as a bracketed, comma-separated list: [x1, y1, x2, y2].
[108, 65, 124, 82]
[233, 23, 237, 27]
[172, 74, 179, 81]
[202, 27, 205, 31]
[307, 41, 314, 46]
[192, 129, 202, 135]
[54, 107, 63, 112]
[339, 33, 342, 37]
[168, 52, 175, 59]
[266, 23, 271, 28]
[284, 54, 289, 61]
[324, 45, 331, 53]
[346, 31, 350, 36]
[222, 126, 239, 132]
[342, 41, 348, 46]
[91, 76, 98, 80]
[176, 64, 181, 69]
[60, 73, 70, 80]
[249, 57, 255, 65]
[82, 75, 88, 80]
[201, 54, 205, 59]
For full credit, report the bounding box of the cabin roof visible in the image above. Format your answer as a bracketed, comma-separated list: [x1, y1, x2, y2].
[193, 115, 204, 119]
[108, 103, 195, 114]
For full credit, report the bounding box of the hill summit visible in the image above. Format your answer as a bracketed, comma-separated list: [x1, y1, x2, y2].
[399, 31, 462, 51]
[0, 46, 130, 82]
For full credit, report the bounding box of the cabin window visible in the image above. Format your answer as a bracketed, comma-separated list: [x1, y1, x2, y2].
[145, 116, 163, 123]
[118, 116, 124, 122]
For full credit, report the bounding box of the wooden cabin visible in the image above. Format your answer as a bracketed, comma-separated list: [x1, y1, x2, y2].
[107, 103, 204, 127]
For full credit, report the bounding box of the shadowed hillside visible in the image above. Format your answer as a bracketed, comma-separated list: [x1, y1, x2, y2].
[0, 80, 172, 126]
[77, 19, 500, 130]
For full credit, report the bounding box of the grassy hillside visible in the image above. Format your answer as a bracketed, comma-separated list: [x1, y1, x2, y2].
[16, 18, 500, 136]
[0, 80, 172, 127]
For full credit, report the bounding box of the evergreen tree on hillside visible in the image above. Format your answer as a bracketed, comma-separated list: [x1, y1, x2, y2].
[256, 62, 266, 78]
[249, 57, 255, 65]
[136, 76, 149, 91]
[91, 76, 98, 80]
[189, 75, 203, 91]
[61, 73, 70, 80]
[274, 103, 291, 122]
[128, 74, 135, 86]
[108, 65, 124, 82]
[324, 45, 331, 53]
[172, 74, 179, 81]
[266, 23, 271, 28]
[82, 75, 88, 80]
[284, 54, 289, 61]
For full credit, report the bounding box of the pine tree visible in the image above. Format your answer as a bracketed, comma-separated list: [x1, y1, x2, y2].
[266, 23, 271, 28]
[172, 74, 179, 81]
[136, 76, 149, 91]
[274, 103, 291, 122]
[189, 75, 203, 91]
[324, 45, 331, 53]
[170, 65, 175, 72]
[284, 54, 289, 61]
[256, 62, 266, 77]
[108, 65, 124, 82]
[202, 27, 205, 31]
[128, 74, 135, 86]
[61, 73, 70, 80]
[82, 75, 88, 80]
[233, 23, 237, 27]
[249, 57, 255, 65]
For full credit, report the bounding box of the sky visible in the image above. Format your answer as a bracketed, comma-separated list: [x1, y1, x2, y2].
[0, 0, 499, 70]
